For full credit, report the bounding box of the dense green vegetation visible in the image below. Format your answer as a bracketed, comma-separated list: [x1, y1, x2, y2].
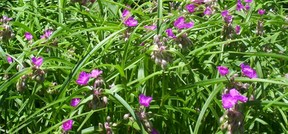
[1, 0, 288, 133]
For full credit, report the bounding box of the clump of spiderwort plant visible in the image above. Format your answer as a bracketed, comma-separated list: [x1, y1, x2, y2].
[76, 69, 107, 109]
[16, 57, 45, 92]
[217, 64, 257, 133]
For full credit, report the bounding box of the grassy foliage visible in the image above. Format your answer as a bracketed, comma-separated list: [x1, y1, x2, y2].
[1, 0, 288, 133]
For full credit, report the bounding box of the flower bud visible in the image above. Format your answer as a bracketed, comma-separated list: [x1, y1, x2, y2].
[103, 96, 108, 105]
[123, 114, 130, 120]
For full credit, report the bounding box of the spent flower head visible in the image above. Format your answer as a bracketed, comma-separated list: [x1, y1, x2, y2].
[1, 16, 12, 23]
[139, 94, 152, 107]
[144, 25, 157, 31]
[40, 29, 53, 39]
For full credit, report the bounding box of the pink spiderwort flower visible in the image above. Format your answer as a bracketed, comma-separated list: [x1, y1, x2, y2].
[240, 63, 257, 78]
[122, 9, 138, 27]
[217, 66, 229, 76]
[222, 88, 248, 109]
[144, 25, 157, 31]
[31, 57, 43, 67]
[62, 119, 73, 131]
[165, 28, 176, 38]
[224, 15, 233, 23]
[7, 56, 13, 64]
[244, 0, 252, 3]
[76, 71, 90, 85]
[174, 16, 194, 29]
[245, 4, 251, 10]
[235, 25, 241, 35]
[40, 29, 53, 39]
[70, 98, 81, 107]
[139, 94, 152, 107]
[24, 32, 33, 41]
[186, 4, 195, 13]
[258, 9, 265, 15]
[124, 17, 138, 27]
[122, 9, 131, 18]
[221, 10, 229, 17]
[1, 16, 12, 23]
[204, 6, 212, 15]
[90, 69, 103, 78]
[236, 0, 244, 11]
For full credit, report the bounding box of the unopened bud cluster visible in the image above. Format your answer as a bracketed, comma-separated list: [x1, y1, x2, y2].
[98, 116, 116, 134]
[0, 16, 14, 42]
[151, 35, 172, 69]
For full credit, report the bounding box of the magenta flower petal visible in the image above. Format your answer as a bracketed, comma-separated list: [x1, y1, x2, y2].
[139, 94, 152, 107]
[236, 1, 244, 11]
[222, 88, 248, 109]
[76, 71, 90, 86]
[184, 22, 194, 29]
[7, 56, 13, 64]
[31, 57, 43, 67]
[230, 89, 248, 103]
[217, 66, 229, 76]
[124, 17, 138, 27]
[258, 9, 265, 15]
[1, 16, 12, 23]
[24, 32, 33, 41]
[165, 28, 176, 38]
[70, 98, 81, 107]
[235, 25, 241, 35]
[186, 4, 195, 13]
[90, 69, 103, 78]
[122, 9, 131, 18]
[222, 93, 237, 109]
[240, 63, 258, 79]
[41, 29, 53, 39]
[174, 17, 194, 30]
[244, 0, 252, 3]
[174, 16, 186, 29]
[144, 25, 157, 31]
[221, 10, 229, 17]
[204, 6, 212, 15]
[62, 120, 73, 131]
